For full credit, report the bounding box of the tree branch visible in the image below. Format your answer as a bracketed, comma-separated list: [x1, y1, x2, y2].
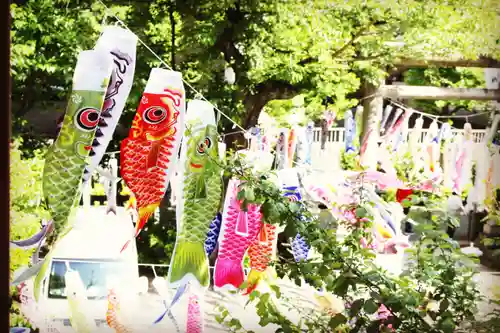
[212, 4, 249, 84]
[242, 80, 302, 128]
[297, 26, 370, 66]
[332, 27, 369, 58]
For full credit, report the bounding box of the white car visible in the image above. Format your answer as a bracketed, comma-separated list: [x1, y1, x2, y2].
[29, 206, 149, 332]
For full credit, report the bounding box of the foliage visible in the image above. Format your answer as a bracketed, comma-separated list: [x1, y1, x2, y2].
[480, 187, 500, 256]
[393, 151, 417, 183]
[340, 151, 360, 171]
[10, 138, 50, 328]
[212, 151, 484, 333]
[10, 301, 34, 331]
[461, 287, 500, 333]
[10, 0, 500, 155]
[379, 188, 397, 204]
[482, 189, 500, 226]
[10, 139, 50, 274]
[137, 199, 177, 265]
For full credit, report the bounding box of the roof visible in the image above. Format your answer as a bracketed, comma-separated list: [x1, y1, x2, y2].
[51, 206, 137, 261]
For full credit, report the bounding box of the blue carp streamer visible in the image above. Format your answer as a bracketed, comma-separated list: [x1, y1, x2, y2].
[282, 186, 310, 261]
[204, 212, 222, 256]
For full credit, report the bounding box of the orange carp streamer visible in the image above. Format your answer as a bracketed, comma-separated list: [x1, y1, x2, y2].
[244, 223, 277, 295]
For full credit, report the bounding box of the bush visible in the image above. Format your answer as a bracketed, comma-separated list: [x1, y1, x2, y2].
[214, 152, 484, 333]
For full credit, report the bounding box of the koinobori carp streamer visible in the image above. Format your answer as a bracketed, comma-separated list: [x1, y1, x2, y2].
[344, 109, 356, 153]
[275, 129, 289, 170]
[120, 68, 185, 251]
[82, 26, 138, 183]
[186, 293, 204, 333]
[214, 179, 262, 290]
[244, 223, 277, 294]
[167, 100, 222, 289]
[204, 213, 222, 257]
[42, 49, 113, 239]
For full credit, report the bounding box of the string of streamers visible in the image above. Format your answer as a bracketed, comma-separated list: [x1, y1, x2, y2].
[96, 0, 246, 136]
[386, 98, 490, 125]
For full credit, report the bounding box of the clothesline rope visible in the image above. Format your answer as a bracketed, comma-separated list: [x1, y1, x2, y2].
[96, 0, 246, 133]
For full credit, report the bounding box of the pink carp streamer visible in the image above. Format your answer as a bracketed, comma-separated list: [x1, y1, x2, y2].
[453, 149, 466, 193]
[359, 128, 372, 167]
[214, 179, 262, 290]
[186, 294, 203, 333]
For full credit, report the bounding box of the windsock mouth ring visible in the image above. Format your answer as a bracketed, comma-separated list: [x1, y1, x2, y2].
[190, 162, 202, 169]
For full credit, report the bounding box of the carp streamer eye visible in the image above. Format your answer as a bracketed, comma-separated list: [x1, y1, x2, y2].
[75, 108, 100, 131]
[144, 106, 168, 124]
[196, 137, 212, 155]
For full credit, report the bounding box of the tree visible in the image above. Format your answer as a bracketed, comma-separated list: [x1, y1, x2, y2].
[11, 0, 499, 152]
[10, 0, 500, 267]
[155, 0, 499, 148]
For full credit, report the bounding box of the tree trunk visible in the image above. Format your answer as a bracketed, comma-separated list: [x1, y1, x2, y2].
[224, 79, 302, 150]
[361, 81, 383, 170]
[242, 80, 301, 129]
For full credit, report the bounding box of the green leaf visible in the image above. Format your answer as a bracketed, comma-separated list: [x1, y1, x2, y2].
[258, 317, 272, 327]
[364, 299, 379, 314]
[328, 313, 347, 329]
[237, 188, 246, 201]
[441, 317, 455, 333]
[349, 298, 365, 316]
[355, 207, 368, 218]
[439, 298, 449, 313]
[260, 293, 271, 304]
[270, 285, 281, 298]
[249, 290, 261, 301]
[319, 265, 330, 277]
[245, 187, 256, 201]
[229, 318, 242, 330]
[333, 276, 349, 296]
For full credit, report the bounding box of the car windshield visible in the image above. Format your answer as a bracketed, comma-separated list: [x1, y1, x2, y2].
[48, 259, 129, 300]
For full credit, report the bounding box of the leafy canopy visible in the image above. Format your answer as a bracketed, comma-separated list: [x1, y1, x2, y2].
[10, 0, 500, 149]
